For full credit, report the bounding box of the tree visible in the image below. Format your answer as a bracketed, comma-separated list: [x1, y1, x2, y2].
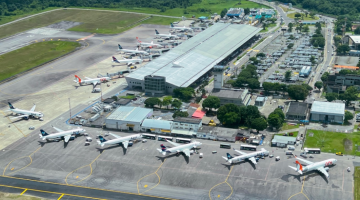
[340, 86, 359, 105]
[144, 97, 160, 108]
[262, 82, 273, 93]
[336, 44, 350, 54]
[217, 104, 240, 126]
[321, 72, 330, 82]
[244, 8, 250, 15]
[325, 93, 338, 102]
[267, 113, 282, 129]
[303, 25, 309, 32]
[243, 105, 261, 125]
[202, 96, 221, 110]
[251, 117, 267, 133]
[273, 108, 285, 122]
[173, 87, 194, 101]
[285, 70, 292, 81]
[256, 53, 266, 58]
[310, 56, 316, 65]
[220, 8, 228, 18]
[287, 43, 294, 49]
[171, 99, 182, 109]
[248, 78, 260, 90]
[172, 111, 189, 118]
[294, 13, 302, 20]
[345, 111, 354, 122]
[305, 11, 308, 17]
[262, 23, 267, 30]
[111, 95, 118, 101]
[260, 16, 265, 23]
[162, 96, 172, 109]
[287, 85, 309, 101]
[309, 12, 315, 19]
[355, 27, 360, 35]
[288, 23, 293, 32]
[314, 81, 323, 91]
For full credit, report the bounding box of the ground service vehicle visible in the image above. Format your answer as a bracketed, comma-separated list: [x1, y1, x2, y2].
[220, 143, 231, 149]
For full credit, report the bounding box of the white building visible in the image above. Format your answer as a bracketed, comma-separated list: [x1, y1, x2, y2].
[310, 101, 345, 124]
[141, 119, 173, 134]
[172, 117, 202, 131]
[105, 107, 153, 131]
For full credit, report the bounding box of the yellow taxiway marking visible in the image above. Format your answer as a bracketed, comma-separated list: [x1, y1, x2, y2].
[288, 176, 309, 200]
[65, 152, 103, 185]
[144, 185, 148, 188]
[208, 166, 234, 200]
[20, 189, 27, 195]
[57, 194, 64, 200]
[3, 147, 41, 176]
[137, 159, 166, 194]
[11, 168, 14, 171]
[76, 176, 79, 179]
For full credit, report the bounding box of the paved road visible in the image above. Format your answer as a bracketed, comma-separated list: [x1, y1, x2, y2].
[0, 176, 171, 200]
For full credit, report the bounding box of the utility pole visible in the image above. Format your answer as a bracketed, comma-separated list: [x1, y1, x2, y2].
[68, 98, 72, 120]
[342, 17, 347, 44]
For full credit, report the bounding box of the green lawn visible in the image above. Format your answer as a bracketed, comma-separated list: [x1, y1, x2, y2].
[119, 95, 135, 99]
[355, 166, 360, 200]
[281, 123, 300, 131]
[287, 13, 319, 20]
[305, 130, 360, 156]
[0, 41, 80, 81]
[253, 37, 266, 48]
[0, 7, 59, 26]
[260, 23, 277, 33]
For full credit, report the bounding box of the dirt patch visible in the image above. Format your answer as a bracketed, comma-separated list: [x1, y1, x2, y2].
[343, 138, 353, 152]
[0, 192, 47, 200]
[46, 21, 82, 30]
[308, 132, 314, 137]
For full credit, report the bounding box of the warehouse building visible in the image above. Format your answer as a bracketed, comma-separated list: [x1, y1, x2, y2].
[310, 101, 345, 124]
[271, 135, 296, 148]
[141, 119, 173, 134]
[105, 107, 153, 131]
[285, 102, 308, 120]
[211, 89, 251, 106]
[126, 24, 261, 95]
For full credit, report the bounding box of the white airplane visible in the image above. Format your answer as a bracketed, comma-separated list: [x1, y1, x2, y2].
[117, 44, 149, 55]
[136, 37, 163, 48]
[39, 127, 86, 142]
[97, 133, 142, 149]
[112, 56, 142, 66]
[222, 148, 269, 165]
[170, 23, 192, 31]
[155, 29, 179, 39]
[7, 102, 43, 120]
[157, 139, 202, 157]
[74, 75, 111, 87]
[288, 156, 337, 178]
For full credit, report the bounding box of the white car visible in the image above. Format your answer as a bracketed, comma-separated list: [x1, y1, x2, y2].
[275, 156, 280, 161]
[269, 154, 274, 158]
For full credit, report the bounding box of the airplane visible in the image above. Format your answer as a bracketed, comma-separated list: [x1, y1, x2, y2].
[170, 23, 192, 32]
[288, 156, 337, 178]
[112, 56, 142, 66]
[7, 102, 43, 120]
[74, 75, 111, 88]
[155, 29, 179, 40]
[157, 139, 202, 157]
[222, 148, 269, 165]
[117, 44, 149, 55]
[136, 37, 163, 48]
[97, 133, 142, 149]
[39, 126, 86, 143]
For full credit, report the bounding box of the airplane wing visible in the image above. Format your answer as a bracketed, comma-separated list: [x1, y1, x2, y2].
[166, 139, 181, 147]
[317, 167, 330, 178]
[296, 157, 314, 165]
[11, 114, 29, 119]
[248, 156, 257, 165]
[109, 133, 121, 139]
[52, 126, 64, 133]
[183, 149, 191, 157]
[122, 141, 129, 149]
[30, 104, 36, 112]
[233, 149, 247, 155]
[64, 135, 71, 143]
[91, 81, 100, 86]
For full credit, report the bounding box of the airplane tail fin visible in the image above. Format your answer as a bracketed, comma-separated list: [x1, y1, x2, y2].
[295, 160, 303, 172]
[170, 23, 174, 27]
[112, 56, 119, 63]
[74, 75, 81, 83]
[39, 129, 49, 140]
[8, 102, 15, 109]
[226, 153, 233, 159]
[98, 135, 107, 144]
[136, 37, 141, 43]
[155, 29, 160, 35]
[118, 44, 123, 50]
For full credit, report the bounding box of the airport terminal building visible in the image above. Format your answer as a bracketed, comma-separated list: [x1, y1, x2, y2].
[126, 24, 261, 95]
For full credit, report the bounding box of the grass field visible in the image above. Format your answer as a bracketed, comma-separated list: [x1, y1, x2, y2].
[0, 9, 150, 39]
[260, 23, 277, 33]
[304, 130, 360, 156]
[355, 166, 360, 200]
[287, 13, 319, 20]
[0, 41, 80, 81]
[0, 7, 59, 26]
[281, 123, 300, 131]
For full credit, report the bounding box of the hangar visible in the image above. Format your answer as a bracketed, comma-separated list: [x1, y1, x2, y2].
[126, 24, 261, 95]
[310, 101, 345, 124]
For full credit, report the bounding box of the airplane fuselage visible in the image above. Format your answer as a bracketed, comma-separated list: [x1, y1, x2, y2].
[41, 129, 85, 140]
[114, 59, 142, 66]
[119, 49, 149, 55]
[100, 134, 142, 146]
[229, 150, 269, 163]
[165, 142, 200, 154]
[301, 158, 337, 172]
[79, 77, 111, 86]
[11, 108, 43, 118]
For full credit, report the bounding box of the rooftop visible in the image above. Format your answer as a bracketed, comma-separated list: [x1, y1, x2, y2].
[126, 24, 260, 87]
[211, 89, 248, 99]
[349, 35, 360, 43]
[310, 101, 345, 116]
[287, 102, 308, 116]
[106, 106, 152, 123]
[174, 117, 202, 124]
[141, 119, 173, 130]
[272, 135, 297, 143]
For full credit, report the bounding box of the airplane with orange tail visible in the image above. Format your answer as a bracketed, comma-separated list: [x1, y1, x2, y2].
[289, 156, 337, 178]
[73, 75, 111, 88]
